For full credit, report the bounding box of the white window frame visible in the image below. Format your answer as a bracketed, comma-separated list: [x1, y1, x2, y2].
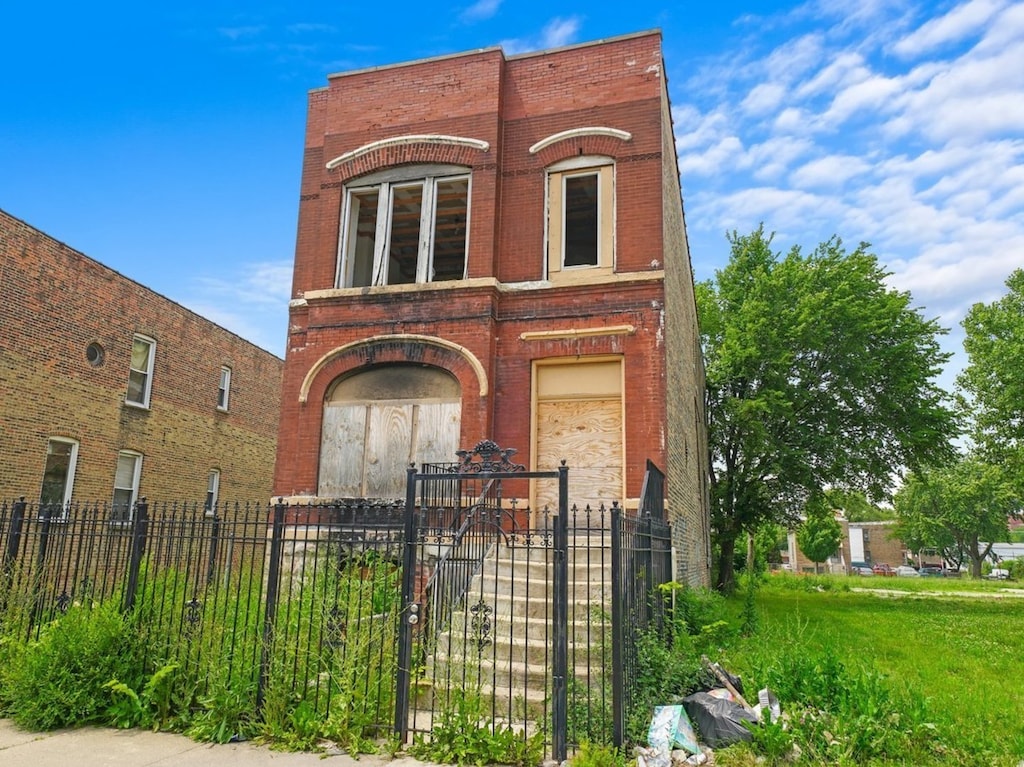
[217, 366, 232, 411]
[41, 437, 79, 512]
[126, 334, 156, 408]
[205, 469, 220, 515]
[112, 450, 143, 521]
[336, 166, 471, 289]
[545, 156, 615, 280]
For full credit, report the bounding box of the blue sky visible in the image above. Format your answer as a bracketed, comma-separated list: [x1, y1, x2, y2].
[3, 0, 1022, 394]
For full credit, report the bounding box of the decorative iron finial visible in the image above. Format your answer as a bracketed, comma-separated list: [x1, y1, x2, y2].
[455, 440, 525, 473]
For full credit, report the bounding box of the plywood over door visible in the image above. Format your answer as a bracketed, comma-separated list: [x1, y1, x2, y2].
[319, 365, 462, 498]
[535, 399, 622, 513]
[319, 400, 460, 498]
[533, 359, 624, 521]
[319, 404, 367, 497]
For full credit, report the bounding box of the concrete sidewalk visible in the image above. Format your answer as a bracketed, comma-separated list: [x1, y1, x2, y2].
[0, 720, 423, 767]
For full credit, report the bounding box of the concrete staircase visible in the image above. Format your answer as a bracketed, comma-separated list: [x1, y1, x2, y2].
[423, 535, 613, 718]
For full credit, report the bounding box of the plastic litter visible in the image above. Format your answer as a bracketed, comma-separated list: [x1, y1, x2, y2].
[754, 687, 781, 724]
[648, 704, 700, 755]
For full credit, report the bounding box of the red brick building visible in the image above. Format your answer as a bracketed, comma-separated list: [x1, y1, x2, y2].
[0, 210, 283, 512]
[274, 31, 710, 584]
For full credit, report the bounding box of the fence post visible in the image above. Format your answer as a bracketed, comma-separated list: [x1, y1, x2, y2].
[257, 499, 286, 713]
[205, 506, 221, 587]
[122, 498, 150, 613]
[2, 497, 26, 577]
[551, 460, 569, 762]
[610, 503, 625, 747]
[28, 501, 57, 636]
[394, 464, 420, 741]
[639, 514, 653, 628]
[0, 497, 27, 616]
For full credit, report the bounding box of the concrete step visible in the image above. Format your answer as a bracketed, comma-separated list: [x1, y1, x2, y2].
[438, 617, 611, 664]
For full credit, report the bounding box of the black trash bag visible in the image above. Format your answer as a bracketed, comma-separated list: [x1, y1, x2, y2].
[682, 692, 757, 748]
[696, 664, 745, 695]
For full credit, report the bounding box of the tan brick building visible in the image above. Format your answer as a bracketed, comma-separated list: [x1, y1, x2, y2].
[0, 210, 283, 513]
[787, 519, 909, 574]
[274, 31, 710, 585]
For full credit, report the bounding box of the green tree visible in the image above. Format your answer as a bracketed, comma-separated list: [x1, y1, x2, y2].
[824, 488, 894, 522]
[958, 268, 1024, 490]
[894, 454, 1020, 577]
[796, 495, 843, 574]
[698, 227, 956, 590]
[753, 520, 786, 571]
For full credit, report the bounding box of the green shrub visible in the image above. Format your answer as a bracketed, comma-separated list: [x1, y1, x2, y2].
[4, 601, 141, 730]
[409, 686, 544, 767]
[569, 741, 628, 767]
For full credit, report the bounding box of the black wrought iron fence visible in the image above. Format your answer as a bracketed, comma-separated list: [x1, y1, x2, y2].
[0, 465, 674, 759]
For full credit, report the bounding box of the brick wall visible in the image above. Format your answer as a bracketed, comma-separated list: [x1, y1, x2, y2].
[660, 74, 711, 587]
[278, 31, 710, 574]
[0, 210, 283, 504]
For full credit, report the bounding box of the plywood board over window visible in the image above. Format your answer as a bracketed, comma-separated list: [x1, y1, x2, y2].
[318, 365, 461, 499]
[532, 358, 624, 524]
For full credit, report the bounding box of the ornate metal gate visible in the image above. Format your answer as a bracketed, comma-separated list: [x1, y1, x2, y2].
[393, 440, 571, 759]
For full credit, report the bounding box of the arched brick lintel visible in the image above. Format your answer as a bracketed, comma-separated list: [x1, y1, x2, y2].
[533, 134, 632, 168]
[326, 136, 490, 183]
[299, 334, 489, 404]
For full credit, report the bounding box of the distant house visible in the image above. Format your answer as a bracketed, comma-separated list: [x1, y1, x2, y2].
[788, 518, 908, 574]
[0, 210, 284, 512]
[273, 31, 711, 585]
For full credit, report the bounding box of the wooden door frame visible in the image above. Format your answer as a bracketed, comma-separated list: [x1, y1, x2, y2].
[528, 355, 626, 521]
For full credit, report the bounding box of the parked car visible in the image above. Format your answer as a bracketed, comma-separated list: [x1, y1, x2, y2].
[987, 568, 1009, 580]
[895, 565, 920, 577]
[919, 566, 945, 577]
[850, 562, 874, 576]
[872, 563, 896, 576]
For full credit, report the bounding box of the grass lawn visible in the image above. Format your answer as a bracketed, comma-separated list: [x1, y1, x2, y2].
[718, 576, 1024, 765]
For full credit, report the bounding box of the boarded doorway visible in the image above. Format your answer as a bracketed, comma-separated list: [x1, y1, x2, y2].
[533, 358, 623, 518]
[318, 365, 461, 498]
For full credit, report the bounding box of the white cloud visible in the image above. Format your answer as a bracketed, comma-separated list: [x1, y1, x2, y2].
[500, 16, 581, 55]
[795, 52, 866, 98]
[822, 73, 903, 125]
[677, 136, 745, 177]
[747, 136, 816, 182]
[460, 0, 502, 23]
[540, 17, 580, 48]
[183, 260, 292, 356]
[671, 0, 1024, 394]
[741, 83, 787, 116]
[218, 25, 265, 41]
[893, 0, 1008, 57]
[194, 260, 293, 309]
[790, 154, 871, 187]
[761, 32, 826, 82]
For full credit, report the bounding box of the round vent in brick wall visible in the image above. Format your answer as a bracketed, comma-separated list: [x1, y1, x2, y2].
[85, 342, 105, 367]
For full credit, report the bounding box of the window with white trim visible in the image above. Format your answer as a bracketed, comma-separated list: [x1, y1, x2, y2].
[126, 335, 156, 408]
[217, 366, 231, 411]
[40, 438, 78, 511]
[337, 165, 470, 288]
[112, 451, 143, 521]
[546, 157, 614, 280]
[205, 469, 220, 514]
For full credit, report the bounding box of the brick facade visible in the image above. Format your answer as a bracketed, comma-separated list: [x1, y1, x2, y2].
[0, 210, 283, 505]
[276, 31, 710, 585]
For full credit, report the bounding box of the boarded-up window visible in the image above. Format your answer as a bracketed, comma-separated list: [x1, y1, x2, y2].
[318, 365, 461, 498]
[533, 359, 623, 519]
